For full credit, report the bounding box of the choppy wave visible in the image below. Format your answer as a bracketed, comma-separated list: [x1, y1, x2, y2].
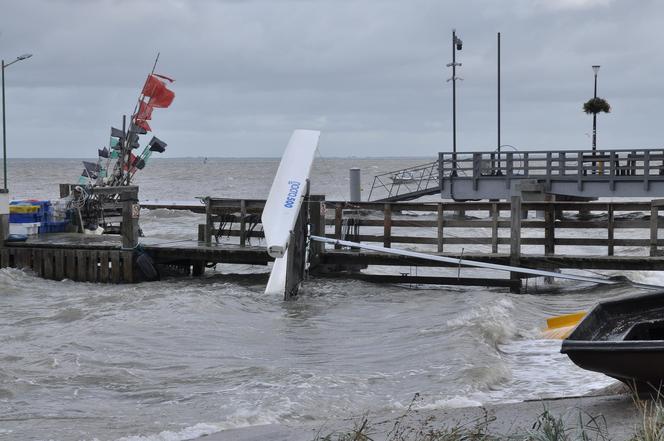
[4, 158, 654, 440]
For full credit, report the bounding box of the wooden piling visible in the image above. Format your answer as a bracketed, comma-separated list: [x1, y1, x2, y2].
[491, 203, 499, 254]
[437, 204, 444, 253]
[510, 196, 523, 293]
[607, 205, 615, 256]
[383, 203, 392, 248]
[308, 195, 325, 272]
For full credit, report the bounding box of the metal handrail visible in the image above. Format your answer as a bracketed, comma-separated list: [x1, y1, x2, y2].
[368, 160, 439, 201]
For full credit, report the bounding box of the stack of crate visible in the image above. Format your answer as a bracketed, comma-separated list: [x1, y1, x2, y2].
[9, 200, 68, 235]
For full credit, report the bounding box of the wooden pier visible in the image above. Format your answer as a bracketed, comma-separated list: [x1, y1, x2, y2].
[3, 188, 664, 295]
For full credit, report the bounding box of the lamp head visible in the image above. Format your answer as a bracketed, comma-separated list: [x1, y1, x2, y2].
[592, 65, 600, 75]
[17, 54, 32, 61]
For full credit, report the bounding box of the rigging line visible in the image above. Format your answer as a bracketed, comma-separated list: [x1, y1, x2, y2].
[311, 235, 664, 288]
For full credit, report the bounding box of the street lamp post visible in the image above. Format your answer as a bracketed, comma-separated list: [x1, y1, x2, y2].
[2, 53, 32, 191]
[446, 30, 463, 176]
[592, 65, 600, 153]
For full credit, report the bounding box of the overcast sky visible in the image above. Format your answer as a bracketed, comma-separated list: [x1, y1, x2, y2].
[1, 0, 662, 157]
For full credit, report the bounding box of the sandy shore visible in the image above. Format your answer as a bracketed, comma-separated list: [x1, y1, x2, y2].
[203, 389, 641, 440]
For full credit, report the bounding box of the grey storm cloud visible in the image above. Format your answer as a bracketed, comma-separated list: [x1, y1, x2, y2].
[0, 0, 662, 158]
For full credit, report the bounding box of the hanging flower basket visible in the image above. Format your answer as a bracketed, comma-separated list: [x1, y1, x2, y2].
[583, 97, 611, 114]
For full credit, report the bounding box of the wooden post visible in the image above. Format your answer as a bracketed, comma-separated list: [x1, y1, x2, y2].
[110, 251, 121, 283]
[510, 195, 522, 293]
[491, 203, 499, 254]
[644, 150, 651, 191]
[59, 184, 74, 198]
[239, 199, 247, 247]
[204, 197, 212, 246]
[544, 203, 555, 256]
[99, 250, 109, 283]
[76, 250, 87, 282]
[193, 225, 206, 276]
[122, 251, 133, 283]
[437, 203, 444, 253]
[54, 249, 65, 280]
[43, 250, 54, 280]
[308, 195, 325, 272]
[608, 204, 615, 256]
[383, 203, 392, 248]
[121, 188, 139, 249]
[651, 201, 659, 257]
[334, 203, 342, 249]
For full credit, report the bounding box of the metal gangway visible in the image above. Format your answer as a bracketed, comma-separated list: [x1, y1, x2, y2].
[439, 148, 664, 200]
[368, 160, 440, 201]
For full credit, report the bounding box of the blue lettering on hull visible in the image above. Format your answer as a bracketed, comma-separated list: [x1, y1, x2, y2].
[284, 181, 301, 208]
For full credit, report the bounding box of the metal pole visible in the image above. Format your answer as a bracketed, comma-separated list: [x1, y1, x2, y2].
[592, 72, 598, 152]
[452, 30, 457, 177]
[349, 168, 361, 202]
[497, 32, 502, 175]
[1, 60, 6, 191]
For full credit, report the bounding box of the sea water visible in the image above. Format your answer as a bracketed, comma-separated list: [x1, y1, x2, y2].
[0, 158, 642, 440]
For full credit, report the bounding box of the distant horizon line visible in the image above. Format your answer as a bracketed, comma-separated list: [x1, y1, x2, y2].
[6, 155, 438, 160]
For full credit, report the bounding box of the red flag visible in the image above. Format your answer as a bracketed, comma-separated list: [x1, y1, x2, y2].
[136, 101, 154, 121]
[142, 74, 175, 108]
[135, 119, 151, 132]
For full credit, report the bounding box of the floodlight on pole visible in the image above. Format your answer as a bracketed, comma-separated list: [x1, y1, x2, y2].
[2, 53, 33, 190]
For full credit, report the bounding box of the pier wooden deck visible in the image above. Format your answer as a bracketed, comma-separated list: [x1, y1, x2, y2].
[4, 194, 664, 294]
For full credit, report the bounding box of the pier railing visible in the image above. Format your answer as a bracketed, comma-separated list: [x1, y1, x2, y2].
[196, 197, 664, 259]
[439, 149, 664, 200]
[323, 199, 664, 258]
[440, 148, 664, 180]
[367, 160, 440, 202]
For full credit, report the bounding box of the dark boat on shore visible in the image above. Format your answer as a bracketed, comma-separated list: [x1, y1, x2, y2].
[561, 291, 664, 395]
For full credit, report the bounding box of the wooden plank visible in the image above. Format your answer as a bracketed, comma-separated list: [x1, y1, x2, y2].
[122, 251, 133, 283]
[99, 250, 109, 283]
[32, 249, 43, 277]
[87, 250, 98, 283]
[383, 203, 392, 248]
[0, 248, 8, 268]
[42, 249, 54, 280]
[54, 249, 65, 280]
[76, 250, 87, 282]
[18, 248, 30, 270]
[65, 249, 77, 280]
[437, 204, 444, 253]
[110, 251, 121, 283]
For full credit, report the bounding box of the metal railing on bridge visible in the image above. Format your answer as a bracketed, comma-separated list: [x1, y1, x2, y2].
[367, 160, 439, 201]
[440, 148, 664, 199]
